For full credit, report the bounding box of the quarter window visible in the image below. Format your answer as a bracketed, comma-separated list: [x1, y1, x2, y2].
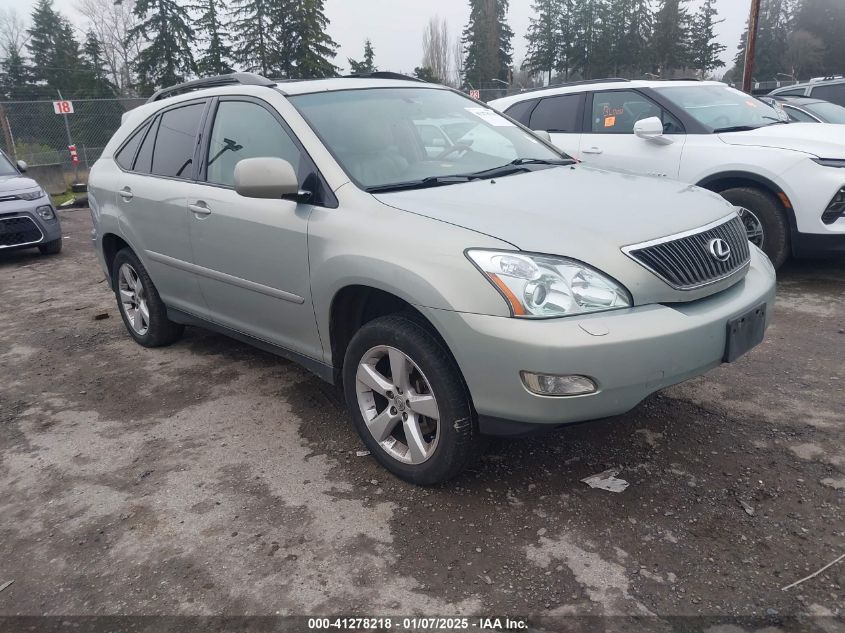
[529, 94, 583, 132]
[205, 101, 301, 187]
[115, 121, 149, 170]
[810, 84, 845, 107]
[590, 90, 683, 135]
[150, 103, 205, 179]
[133, 116, 159, 174]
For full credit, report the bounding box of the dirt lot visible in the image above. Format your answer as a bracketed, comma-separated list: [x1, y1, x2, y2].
[1, 208, 843, 627]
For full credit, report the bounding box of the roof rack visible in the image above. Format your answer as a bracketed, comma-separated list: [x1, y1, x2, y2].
[514, 77, 630, 96]
[146, 72, 277, 103]
[343, 71, 425, 83]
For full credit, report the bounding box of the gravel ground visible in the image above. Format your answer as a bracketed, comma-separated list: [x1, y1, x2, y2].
[0, 208, 843, 629]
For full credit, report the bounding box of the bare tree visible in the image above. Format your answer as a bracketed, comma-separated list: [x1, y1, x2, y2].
[421, 15, 453, 86]
[0, 8, 29, 57]
[784, 30, 824, 80]
[75, 0, 143, 93]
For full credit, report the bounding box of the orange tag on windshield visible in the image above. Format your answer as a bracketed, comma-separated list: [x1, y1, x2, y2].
[604, 116, 616, 127]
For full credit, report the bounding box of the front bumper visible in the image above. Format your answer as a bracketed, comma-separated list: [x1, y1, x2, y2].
[0, 199, 62, 251]
[424, 248, 777, 436]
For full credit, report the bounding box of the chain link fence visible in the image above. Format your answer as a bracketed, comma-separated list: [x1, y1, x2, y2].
[0, 98, 147, 185]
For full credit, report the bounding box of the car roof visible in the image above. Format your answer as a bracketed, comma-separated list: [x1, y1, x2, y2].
[770, 95, 827, 106]
[770, 76, 845, 95]
[489, 79, 724, 110]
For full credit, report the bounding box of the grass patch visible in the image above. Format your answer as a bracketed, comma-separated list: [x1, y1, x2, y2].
[51, 190, 75, 207]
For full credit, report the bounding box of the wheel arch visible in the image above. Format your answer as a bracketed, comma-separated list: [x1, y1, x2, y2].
[696, 171, 798, 232]
[101, 233, 132, 289]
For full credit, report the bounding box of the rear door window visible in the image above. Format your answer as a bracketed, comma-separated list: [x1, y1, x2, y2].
[151, 102, 205, 179]
[529, 94, 583, 132]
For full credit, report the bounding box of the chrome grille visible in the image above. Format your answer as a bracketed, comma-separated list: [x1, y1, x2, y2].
[624, 215, 751, 290]
[0, 215, 43, 248]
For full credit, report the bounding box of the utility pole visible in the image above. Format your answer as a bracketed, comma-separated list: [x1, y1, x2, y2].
[742, 0, 762, 94]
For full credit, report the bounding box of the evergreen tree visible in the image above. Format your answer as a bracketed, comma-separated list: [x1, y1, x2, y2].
[688, 0, 726, 77]
[197, 0, 233, 76]
[282, 0, 339, 79]
[622, 0, 654, 77]
[0, 49, 31, 99]
[570, 0, 601, 79]
[81, 31, 116, 96]
[414, 66, 439, 82]
[27, 0, 64, 88]
[523, 0, 561, 84]
[556, 0, 576, 80]
[731, 0, 793, 81]
[349, 39, 376, 74]
[795, 0, 845, 75]
[230, 0, 274, 75]
[462, 0, 513, 90]
[650, 0, 692, 77]
[129, 0, 197, 90]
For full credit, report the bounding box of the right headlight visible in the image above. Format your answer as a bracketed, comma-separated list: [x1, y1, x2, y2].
[466, 249, 632, 318]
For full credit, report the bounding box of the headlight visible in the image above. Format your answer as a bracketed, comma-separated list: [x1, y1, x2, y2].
[18, 188, 46, 201]
[812, 158, 845, 168]
[36, 205, 55, 220]
[466, 250, 632, 318]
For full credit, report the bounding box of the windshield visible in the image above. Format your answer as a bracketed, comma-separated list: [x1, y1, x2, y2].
[0, 152, 17, 176]
[289, 87, 564, 190]
[807, 101, 845, 124]
[654, 85, 785, 131]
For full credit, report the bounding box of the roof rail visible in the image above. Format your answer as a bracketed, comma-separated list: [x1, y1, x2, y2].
[513, 77, 630, 96]
[146, 72, 277, 103]
[343, 71, 425, 83]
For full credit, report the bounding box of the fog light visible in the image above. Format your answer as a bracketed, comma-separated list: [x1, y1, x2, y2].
[822, 187, 845, 224]
[520, 371, 597, 397]
[36, 205, 55, 220]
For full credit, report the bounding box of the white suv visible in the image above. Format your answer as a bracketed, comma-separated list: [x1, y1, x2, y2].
[491, 80, 845, 267]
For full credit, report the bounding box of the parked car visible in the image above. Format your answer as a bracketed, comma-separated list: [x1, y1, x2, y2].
[769, 76, 845, 108]
[759, 95, 845, 124]
[0, 149, 62, 255]
[89, 73, 776, 484]
[490, 79, 845, 268]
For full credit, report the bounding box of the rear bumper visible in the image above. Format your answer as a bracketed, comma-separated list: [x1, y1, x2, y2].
[423, 248, 777, 436]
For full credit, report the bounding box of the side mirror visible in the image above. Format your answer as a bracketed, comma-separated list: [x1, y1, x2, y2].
[16, 160, 27, 173]
[634, 117, 673, 145]
[533, 130, 552, 142]
[234, 157, 301, 200]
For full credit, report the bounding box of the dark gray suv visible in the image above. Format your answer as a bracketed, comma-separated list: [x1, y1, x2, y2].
[0, 150, 62, 256]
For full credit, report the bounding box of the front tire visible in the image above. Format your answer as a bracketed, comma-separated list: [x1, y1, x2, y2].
[719, 187, 790, 268]
[38, 237, 62, 255]
[111, 248, 184, 348]
[343, 314, 477, 485]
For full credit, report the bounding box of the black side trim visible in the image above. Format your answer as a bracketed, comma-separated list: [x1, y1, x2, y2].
[790, 232, 845, 258]
[167, 307, 335, 384]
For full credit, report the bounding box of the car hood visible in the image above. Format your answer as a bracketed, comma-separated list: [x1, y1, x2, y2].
[374, 165, 743, 305]
[718, 123, 845, 158]
[0, 173, 41, 193]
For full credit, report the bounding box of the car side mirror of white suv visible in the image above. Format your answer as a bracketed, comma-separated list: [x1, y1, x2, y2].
[234, 157, 301, 200]
[533, 130, 552, 142]
[634, 117, 673, 146]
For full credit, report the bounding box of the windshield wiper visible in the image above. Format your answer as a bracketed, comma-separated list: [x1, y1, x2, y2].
[713, 125, 759, 133]
[460, 157, 575, 180]
[365, 175, 474, 194]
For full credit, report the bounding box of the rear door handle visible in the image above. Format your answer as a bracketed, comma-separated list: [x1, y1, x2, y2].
[119, 187, 133, 201]
[188, 201, 211, 217]
[582, 147, 603, 155]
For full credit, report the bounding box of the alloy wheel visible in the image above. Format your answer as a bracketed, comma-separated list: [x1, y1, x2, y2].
[118, 263, 150, 336]
[355, 345, 441, 465]
[738, 207, 764, 248]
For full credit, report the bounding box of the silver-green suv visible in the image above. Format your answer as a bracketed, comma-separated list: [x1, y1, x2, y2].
[88, 73, 776, 484]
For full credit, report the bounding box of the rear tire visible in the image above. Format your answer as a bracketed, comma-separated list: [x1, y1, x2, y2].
[719, 187, 790, 268]
[38, 237, 62, 255]
[112, 248, 184, 348]
[343, 314, 477, 485]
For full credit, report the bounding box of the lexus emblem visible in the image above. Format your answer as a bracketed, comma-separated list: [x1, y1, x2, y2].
[708, 238, 731, 262]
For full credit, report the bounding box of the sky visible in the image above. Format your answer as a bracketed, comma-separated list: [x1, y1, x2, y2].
[6, 0, 750, 75]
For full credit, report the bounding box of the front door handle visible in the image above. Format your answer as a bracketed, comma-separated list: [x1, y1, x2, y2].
[119, 187, 133, 201]
[582, 147, 603, 155]
[188, 201, 212, 217]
